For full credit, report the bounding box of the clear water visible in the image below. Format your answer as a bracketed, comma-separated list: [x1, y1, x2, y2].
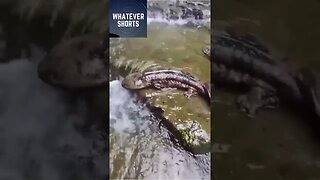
[109, 3, 211, 178]
[214, 0, 320, 179]
[109, 80, 210, 179]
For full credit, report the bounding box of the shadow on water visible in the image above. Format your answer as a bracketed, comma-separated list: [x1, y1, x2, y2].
[213, 0, 320, 179]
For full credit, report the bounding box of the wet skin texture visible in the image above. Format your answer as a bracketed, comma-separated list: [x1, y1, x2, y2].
[38, 34, 108, 90]
[203, 30, 303, 116]
[122, 70, 211, 104]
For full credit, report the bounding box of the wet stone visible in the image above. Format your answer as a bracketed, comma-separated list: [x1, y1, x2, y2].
[176, 120, 210, 146]
[147, 0, 209, 21]
[139, 88, 211, 154]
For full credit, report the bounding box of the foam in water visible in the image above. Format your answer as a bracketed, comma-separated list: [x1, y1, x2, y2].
[146, 3, 210, 27]
[147, 16, 210, 27]
[109, 80, 210, 179]
[109, 80, 151, 135]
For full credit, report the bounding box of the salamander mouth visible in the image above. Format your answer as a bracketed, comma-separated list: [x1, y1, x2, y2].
[121, 80, 145, 89]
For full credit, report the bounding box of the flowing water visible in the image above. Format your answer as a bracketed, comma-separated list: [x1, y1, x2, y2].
[109, 2, 211, 178]
[109, 23, 211, 136]
[213, 0, 320, 179]
[6, 0, 320, 179]
[0, 59, 107, 180]
[0, 0, 212, 179]
[109, 80, 210, 179]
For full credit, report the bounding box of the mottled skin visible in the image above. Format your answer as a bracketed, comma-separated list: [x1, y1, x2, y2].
[212, 30, 302, 102]
[121, 69, 211, 104]
[38, 34, 108, 90]
[203, 45, 279, 116]
[202, 30, 301, 116]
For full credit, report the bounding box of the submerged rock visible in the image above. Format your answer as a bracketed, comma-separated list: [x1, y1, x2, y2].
[147, 0, 210, 25]
[176, 120, 210, 152]
[138, 88, 211, 154]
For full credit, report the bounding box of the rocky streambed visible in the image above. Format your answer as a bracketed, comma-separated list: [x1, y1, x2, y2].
[109, 22, 211, 154]
[32, 0, 212, 178]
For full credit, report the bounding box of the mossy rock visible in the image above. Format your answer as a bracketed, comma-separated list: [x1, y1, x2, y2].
[138, 88, 211, 154]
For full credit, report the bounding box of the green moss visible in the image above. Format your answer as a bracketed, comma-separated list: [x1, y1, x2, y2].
[110, 24, 211, 141]
[181, 128, 196, 145]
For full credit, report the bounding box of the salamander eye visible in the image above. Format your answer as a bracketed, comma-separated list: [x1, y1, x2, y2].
[136, 76, 144, 81]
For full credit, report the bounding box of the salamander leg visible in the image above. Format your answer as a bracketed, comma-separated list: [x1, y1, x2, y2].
[237, 86, 279, 117]
[154, 83, 164, 89]
[184, 88, 198, 98]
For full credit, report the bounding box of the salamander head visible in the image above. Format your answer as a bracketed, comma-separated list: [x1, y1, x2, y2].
[121, 72, 149, 90]
[37, 34, 108, 90]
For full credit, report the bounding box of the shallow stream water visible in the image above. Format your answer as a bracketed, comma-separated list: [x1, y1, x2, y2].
[109, 3, 211, 178]
[213, 0, 320, 179]
[109, 80, 210, 179]
[3, 0, 318, 179]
